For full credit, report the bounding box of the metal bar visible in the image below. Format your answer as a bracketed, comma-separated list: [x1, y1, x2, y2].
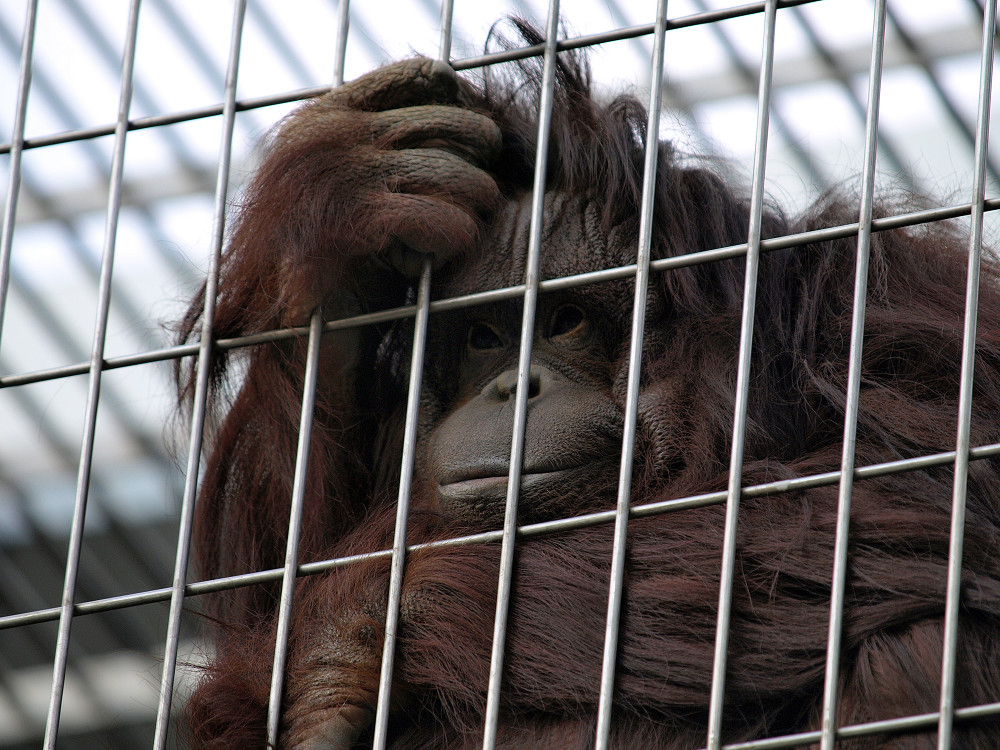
[4, 437, 1000, 633]
[0, 87, 323, 152]
[60, 0, 198, 160]
[706, 1, 778, 747]
[593, 2, 669, 747]
[3, 196, 1000, 390]
[372, 256, 433, 750]
[372, 3, 454, 745]
[886, 4, 1000, 187]
[452, 0, 819, 71]
[0, 0, 826, 158]
[787, 6, 916, 192]
[148, 0, 239, 85]
[332, 0, 350, 87]
[0, 4, 210, 308]
[938, 0, 996, 747]
[0, 0, 38, 349]
[818, 2, 887, 747]
[270, 7, 352, 746]
[438, 0, 454, 63]
[719, 701, 1000, 750]
[151, 3, 247, 748]
[41, 1, 142, 747]
[0, 10, 203, 362]
[265, 308, 326, 747]
[0, 351, 172, 620]
[689, 0, 828, 191]
[5, 267, 171, 459]
[482, 2, 560, 746]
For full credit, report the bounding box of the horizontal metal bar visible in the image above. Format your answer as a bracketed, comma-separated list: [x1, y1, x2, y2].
[3, 438, 997, 631]
[0, 0, 821, 157]
[717, 702, 1000, 750]
[2, 197, 997, 390]
[1, 86, 329, 155]
[454, 0, 819, 70]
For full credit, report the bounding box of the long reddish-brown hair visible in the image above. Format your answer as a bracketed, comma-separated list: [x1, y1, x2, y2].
[180, 21, 1000, 748]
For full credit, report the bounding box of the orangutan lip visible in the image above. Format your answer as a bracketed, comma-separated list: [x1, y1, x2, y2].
[437, 469, 575, 503]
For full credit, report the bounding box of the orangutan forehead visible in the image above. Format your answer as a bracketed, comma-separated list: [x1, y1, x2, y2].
[455, 191, 638, 292]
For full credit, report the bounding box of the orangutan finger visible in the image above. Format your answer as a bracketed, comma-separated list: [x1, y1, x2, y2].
[378, 149, 501, 214]
[375, 193, 483, 263]
[285, 703, 373, 750]
[371, 106, 501, 167]
[327, 57, 461, 113]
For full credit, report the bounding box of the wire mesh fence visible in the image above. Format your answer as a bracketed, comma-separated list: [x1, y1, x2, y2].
[0, 0, 999, 748]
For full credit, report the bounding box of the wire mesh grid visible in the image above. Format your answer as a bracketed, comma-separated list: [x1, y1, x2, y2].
[1, 0, 999, 748]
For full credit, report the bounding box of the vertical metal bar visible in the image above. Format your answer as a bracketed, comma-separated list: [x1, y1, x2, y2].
[705, 2, 778, 748]
[818, 2, 887, 748]
[0, 0, 38, 350]
[438, 0, 454, 63]
[372, 257, 433, 750]
[265, 5, 354, 745]
[482, 1, 560, 747]
[593, 1, 669, 748]
[371, 4, 454, 746]
[41, 1, 142, 747]
[938, 1, 996, 747]
[266, 308, 326, 747]
[332, 0, 350, 88]
[151, 3, 247, 748]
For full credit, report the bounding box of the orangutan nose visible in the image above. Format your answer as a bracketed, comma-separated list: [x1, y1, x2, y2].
[484, 365, 563, 402]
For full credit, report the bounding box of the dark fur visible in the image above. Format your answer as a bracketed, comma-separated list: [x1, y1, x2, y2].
[179, 24, 1000, 749]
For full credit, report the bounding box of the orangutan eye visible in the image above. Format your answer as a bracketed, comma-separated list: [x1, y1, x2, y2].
[549, 304, 587, 339]
[467, 322, 504, 351]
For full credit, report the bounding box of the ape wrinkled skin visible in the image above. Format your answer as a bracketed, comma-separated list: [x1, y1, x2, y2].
[178, 29, 1000, 750]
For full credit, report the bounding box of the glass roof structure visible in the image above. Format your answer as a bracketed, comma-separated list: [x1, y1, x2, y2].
[0, 0, 996, 747]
